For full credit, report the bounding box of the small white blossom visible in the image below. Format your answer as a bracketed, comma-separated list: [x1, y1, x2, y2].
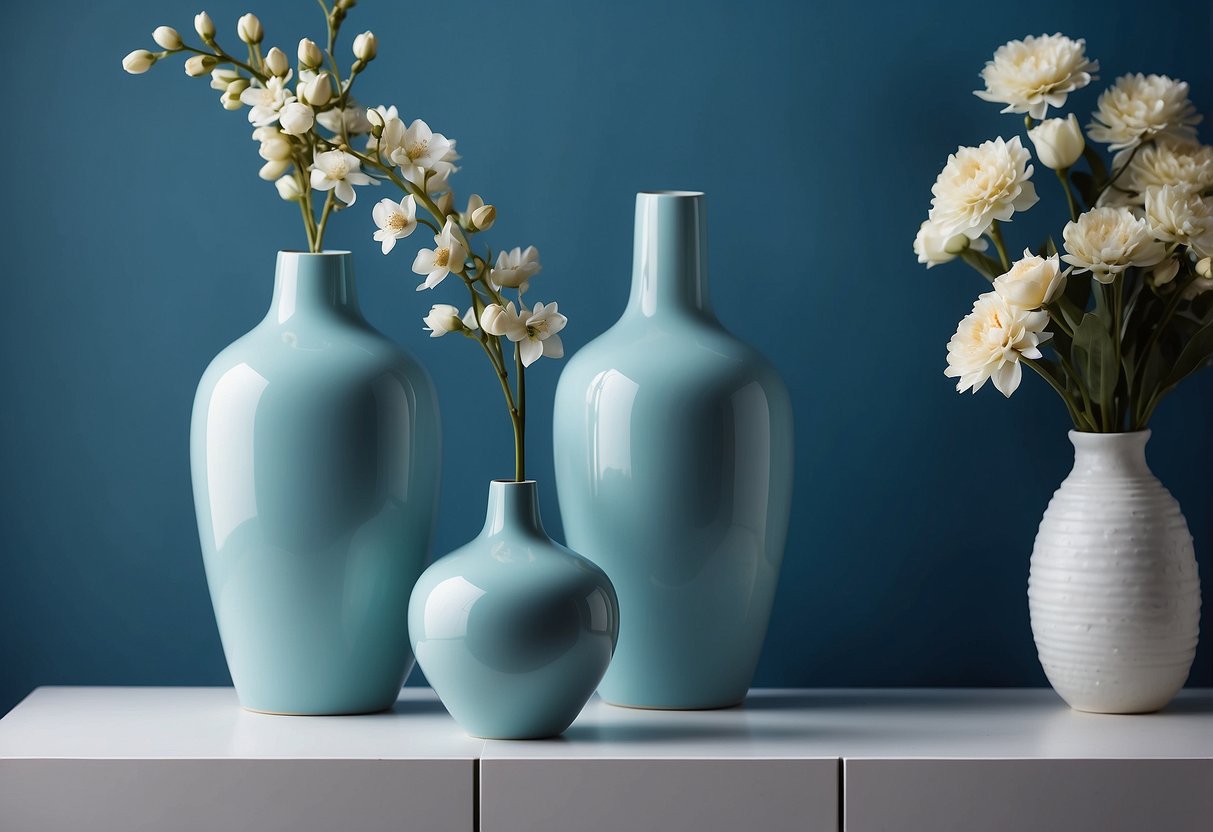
[300, 72, 333, 107]
[275, 175, 302, 201]
[928, 136, 1039, 241]
[122, 50, 156, 74]
[945, 291, 1052, 397]
[1027, 114, 1085, 170]
[974, 33, 1098, 120]
[278, 101, 314, 135]
[412, 218, 467, 290]
[152, 26, 183, 50]
[210, 68, 240, 91]
[423, 304, 474, 337]
[372, 196, 418, 254]
[1061, 206, 1167, 282]
[264, 46, 289, 77]
[913, 219, 986, 268]
[384, 119, 456, 187]
[309, 149, 375, 205]
[353, 31, 377, 61]
[993, 250, 1068, 309]
[317, 104, 373, 136]
[480, 302, 524, 338]
[1088, 73, 1202, 151]
[259, 159, 289, 180]
[514, 302, 567, 367]
[490, 246, 542, 290]
[237, 13, 263, 44]
[240, 76, 292, 127]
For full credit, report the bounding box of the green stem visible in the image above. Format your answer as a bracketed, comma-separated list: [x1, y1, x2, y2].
[180, 45, 266, 82]
[1056, 168, 1080, 221]
[1112, 278, 1124, 430]
[1054, 351, 1097, 429]
[314, 192, 337, 251]
[1023, 357, 1089, 431]
[514, 346, 526, 481]
[987, 221, 1011, 272]
[1094, 142, 1145, 203]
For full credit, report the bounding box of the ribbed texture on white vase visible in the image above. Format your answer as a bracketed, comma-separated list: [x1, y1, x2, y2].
[1028, 430, 1201, 714]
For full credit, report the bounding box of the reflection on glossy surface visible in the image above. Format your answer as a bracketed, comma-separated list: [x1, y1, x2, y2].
[191, 251, 440, 715]
[409, 481, 619, 739]
[553, 192, 794, 710]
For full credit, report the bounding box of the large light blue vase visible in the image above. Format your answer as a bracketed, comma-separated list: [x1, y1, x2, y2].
[553, 191, 794, 710]
[190, 250, 440, 715]
[409, 480, 619, 738]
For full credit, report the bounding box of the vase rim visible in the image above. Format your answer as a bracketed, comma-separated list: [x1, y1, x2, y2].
[638, 190, 704, 197]
[1068, 429, 1151, 438]
[489, 479, 538, 486]
[278, 249, 353, 256]
[1068, 429, 1151, 446]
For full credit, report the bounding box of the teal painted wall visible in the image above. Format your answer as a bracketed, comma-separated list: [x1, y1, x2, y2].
[1, 0, 1210, 711]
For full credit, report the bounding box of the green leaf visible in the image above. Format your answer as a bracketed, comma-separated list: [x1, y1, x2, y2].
[1071, 313, 1118, 406]
[1161, 320, 1213, 391]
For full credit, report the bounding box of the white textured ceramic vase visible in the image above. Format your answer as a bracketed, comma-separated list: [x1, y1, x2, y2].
[1028, 430, 1201, 714]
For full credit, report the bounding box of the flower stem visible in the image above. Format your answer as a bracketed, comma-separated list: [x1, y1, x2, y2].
[1056, 168, 1080, 221]
[314, 192, 337, 250]
[987, 221, 1011, 272]
[514, 346, 526, 482]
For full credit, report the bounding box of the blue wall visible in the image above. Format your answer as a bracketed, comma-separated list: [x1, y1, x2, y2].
[2, 0, 1210, 712]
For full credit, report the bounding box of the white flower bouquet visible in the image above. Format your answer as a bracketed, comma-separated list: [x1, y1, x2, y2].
[123, 2, 564, 479]
[917, 33, 1213, 431]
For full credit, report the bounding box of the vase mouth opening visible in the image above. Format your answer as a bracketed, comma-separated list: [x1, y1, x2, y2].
[638, 190, 704, 197]
[278, 249, 353, 256]
[490, 479, 538, 486]
[1068, 429, 1151, 446]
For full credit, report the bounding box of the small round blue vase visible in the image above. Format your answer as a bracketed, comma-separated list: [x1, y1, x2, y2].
[409, 480, 619, 739]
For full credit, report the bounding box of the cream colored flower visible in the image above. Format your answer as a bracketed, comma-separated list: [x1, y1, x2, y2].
[945, 292, 1051, 397]
[1121, 139, 1213, 201]
[929, 137, 1039, 241]
[274, 175, 302, 201]
[240, 76, 292, 127]
[1144, 185, 1213, 257]
[512, 302, 567, 367]
[480, 302, 524, 338]
[412, 218, 467, 290]
[993, 251, 1068, 309]
[317, 104, 372, 136]
[278, 101, 314, 136]
[1088, 73, 1202, 151]
[309, 149, 375, 205]
[372, 195, 417, 254]
[1027, 114, 1085, 170]
[122, 50, 156, 74]
[490, 246, 542, 290]
[422, 304, 475, 337]
[386, 119, 456, 187]
[974, 33, 1098, 120]
[237, 13, 263, 45]
[152, 26, 183, 51]
[912, 219, 990, 268]
[1061, 206, 1167, 282]
[298, 38, 323, 68]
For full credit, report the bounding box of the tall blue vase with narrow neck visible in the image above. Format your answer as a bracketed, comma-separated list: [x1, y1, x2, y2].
[553, 191, 794, 710]
[191, 251, 440, 715]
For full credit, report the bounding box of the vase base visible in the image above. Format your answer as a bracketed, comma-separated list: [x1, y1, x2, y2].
[600, 696, 746, 712]
[240, 704, 393, 717]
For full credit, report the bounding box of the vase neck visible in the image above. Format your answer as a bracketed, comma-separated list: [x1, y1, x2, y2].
[269, 251, 362, 324]
[481, 480, 547, 538]
[625, 191, 712, 318]
[1068, 430, 1153, 479]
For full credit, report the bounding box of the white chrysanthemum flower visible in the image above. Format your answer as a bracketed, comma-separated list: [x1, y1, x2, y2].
[385, 119, 456, 188]
[1088, 73, 1202, 151]
[309, 149, 376, 206]
[490, 246, 542, 290]
[412, 218, 468, 291]
[372, 195, 418, 254]
[928, 137, 1040, 240]
[913, 219, 988, 268]
[240, 76, 293, 127]
[993, 250, 1069, 309]
[974, 33, 1098, 120]
[422, 304, 476, 337]
[1121, 139, 1213, 201]
[1144, 185, 1213, 257]
[945, 291, 1052, 397]
[1061, 206, 1167, 282]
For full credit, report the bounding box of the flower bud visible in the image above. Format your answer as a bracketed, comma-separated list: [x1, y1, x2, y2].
[237, 13, 263, 44]
[1027, 113, 1085, 170]
[352, 31, 377, 61]
[225, 78, 250, 97]
[297, 38, 323, 68]
[366, 107, 386, 138]
[194, 11, 215, 41]
[480, 304, 510, 337]
[259, 136, 293, 161]
[260, 159, 290, 180]
[221, 89, 244, 110]
[264, 46, 289, 77]
[152, 26, 183, 50]
[275, 175, 303, 201]
[184, 54, 217, 77]
[209, 68, 239, 90]
[301, 72, 333, 106]
[337, 0, 358, 10]
[1198, 257, 1213, 279]
[279, 102, 315, 136]
[122, 49, 156, 74]
[436, 192, 454, 215]
[423, 304, 465, 337]
[471, 204, 497, 231]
